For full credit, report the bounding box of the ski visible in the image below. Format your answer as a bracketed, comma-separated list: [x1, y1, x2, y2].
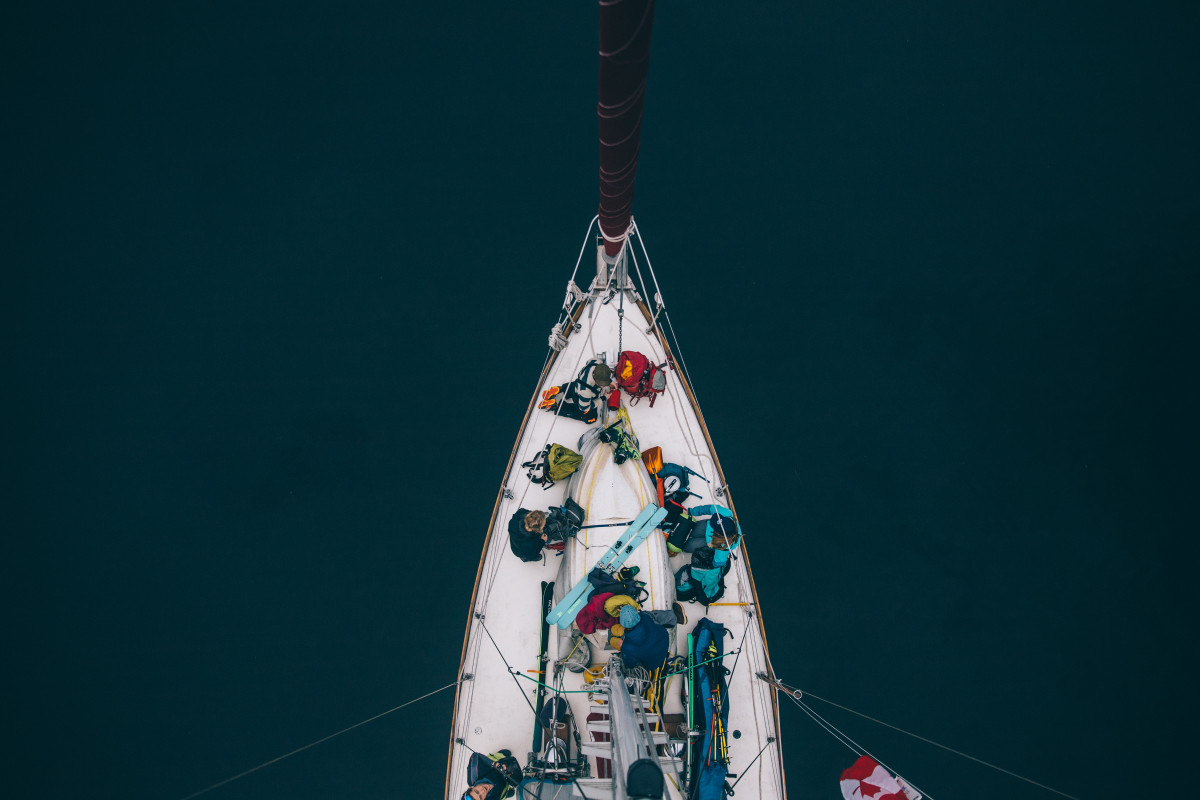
[547, 503, 662, 628]
[551, 504, 668, 630]
[544, 503, 659, 627]
[532, 580, 554, 753]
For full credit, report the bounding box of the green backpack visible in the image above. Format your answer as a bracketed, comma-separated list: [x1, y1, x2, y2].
[522, 443, 583, 490]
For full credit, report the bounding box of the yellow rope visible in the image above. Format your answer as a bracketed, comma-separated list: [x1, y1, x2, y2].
[650, 665, 663, 731]
[563, 633, 586, 664]
[645, 521, 655, 605]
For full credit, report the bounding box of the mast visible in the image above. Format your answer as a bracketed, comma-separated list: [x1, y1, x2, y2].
[606, 657, 665, 800]
[598, 0, 656, 262]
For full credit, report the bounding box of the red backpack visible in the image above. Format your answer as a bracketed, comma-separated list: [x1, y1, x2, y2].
[614, 350, 668, 407]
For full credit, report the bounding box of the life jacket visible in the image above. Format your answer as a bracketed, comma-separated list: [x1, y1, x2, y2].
[614, 350, 668, 407]
[538, 360, 604, 424]
[522, 443, 582, 490]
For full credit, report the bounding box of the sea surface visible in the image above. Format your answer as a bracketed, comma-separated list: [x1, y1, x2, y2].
[7, 2, 1197, 799]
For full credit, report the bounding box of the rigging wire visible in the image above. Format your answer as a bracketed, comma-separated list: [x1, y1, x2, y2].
[536, 667, 593, 800]
[726, 736, 777, 792]
[789, 694, 934, 800]
[177, 679, 462, 800]
[454, 737, 594, 800]
[798, 689, 1079, 800]
[480, 263, 607, 613]
[476, 615, 552, 740]
[474, 612, 600, 800]
[551, 665, 586, 760]
[570, 216, 600, 287]
[790, 693, 859, 755]
[725, 616, 753, 685]
[629, 222, 663, 316]
[525, 217, 598, 433]
[628, 222, 724, 488]
[617, 259, 625, 354]
[629, 223, 699, 406]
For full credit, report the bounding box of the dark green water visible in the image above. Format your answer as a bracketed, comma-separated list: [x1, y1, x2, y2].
[7, 2, 1197, 798]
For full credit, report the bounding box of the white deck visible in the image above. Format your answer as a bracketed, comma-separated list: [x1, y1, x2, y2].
[448, 254, 787, 800]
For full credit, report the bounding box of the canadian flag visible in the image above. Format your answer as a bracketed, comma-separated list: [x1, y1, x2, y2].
[840, 756, 921, 800]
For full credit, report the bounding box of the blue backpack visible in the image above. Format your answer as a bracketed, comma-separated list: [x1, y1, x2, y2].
[674, 546, 729, 605]
[657, 462, 705, 503]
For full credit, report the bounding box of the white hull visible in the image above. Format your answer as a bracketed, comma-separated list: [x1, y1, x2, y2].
[447, 239, 787, 799]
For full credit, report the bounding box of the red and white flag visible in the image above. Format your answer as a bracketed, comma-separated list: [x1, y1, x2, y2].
[840, 756, 920, 800]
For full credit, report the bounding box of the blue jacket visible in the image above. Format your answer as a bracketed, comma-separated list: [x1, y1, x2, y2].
[620, 612, 669, 670]
[686, 504, 742, 567]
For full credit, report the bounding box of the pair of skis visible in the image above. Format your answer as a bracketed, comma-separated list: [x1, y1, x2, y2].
[545, 502, 668, 630]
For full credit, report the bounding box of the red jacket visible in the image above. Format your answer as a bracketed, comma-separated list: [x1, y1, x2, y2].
[575, 592, 616, 634]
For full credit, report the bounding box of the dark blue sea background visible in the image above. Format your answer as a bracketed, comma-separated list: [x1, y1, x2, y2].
[7, 2, 1197, 798]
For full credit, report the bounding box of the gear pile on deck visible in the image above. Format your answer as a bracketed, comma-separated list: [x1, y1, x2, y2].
[449, 1, 786, 798]
[456, 301, 757, 800]
[438, 185, 799, 794]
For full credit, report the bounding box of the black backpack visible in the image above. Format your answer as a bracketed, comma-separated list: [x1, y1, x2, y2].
[674, 547, 729, 605]
[537, 360, 604, 424]
[546, 498, 586, 540]
[660, 499, 697, 551]
[586, 565, 648, 602]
